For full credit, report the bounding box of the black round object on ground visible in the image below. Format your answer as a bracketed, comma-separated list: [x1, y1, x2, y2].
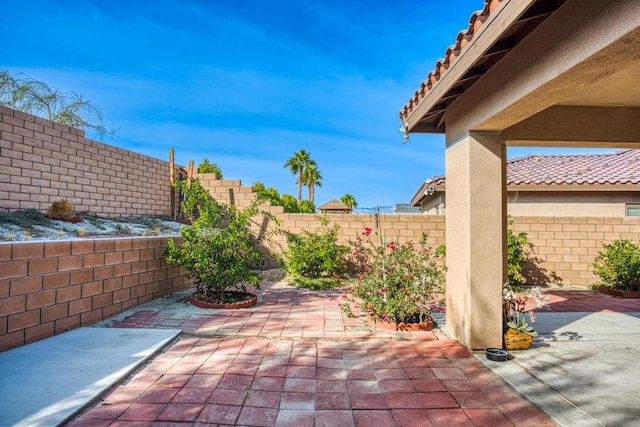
[485, 348, 509, 362]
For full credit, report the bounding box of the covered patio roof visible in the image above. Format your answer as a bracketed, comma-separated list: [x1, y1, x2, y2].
[401, 0, 640, 147]
[399, 0, 640, 349]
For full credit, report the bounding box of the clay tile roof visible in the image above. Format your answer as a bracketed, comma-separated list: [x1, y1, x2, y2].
[424, 150, 640, 188]
[506, 149, 640, 186]
[400, 0, 500, 122]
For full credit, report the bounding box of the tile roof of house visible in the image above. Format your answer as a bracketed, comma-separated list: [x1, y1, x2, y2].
[427, 150, 640, 187]
[507, 149, 640, 185]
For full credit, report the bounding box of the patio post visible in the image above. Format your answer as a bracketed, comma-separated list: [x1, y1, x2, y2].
[445, 131, 506, 350]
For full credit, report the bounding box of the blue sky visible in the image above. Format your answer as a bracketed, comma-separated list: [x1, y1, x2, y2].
[2, 0, 613, 208]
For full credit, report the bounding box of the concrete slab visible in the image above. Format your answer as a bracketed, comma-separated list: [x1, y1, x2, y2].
[478, 311, 640, 427]
[0, 327, 180, 427]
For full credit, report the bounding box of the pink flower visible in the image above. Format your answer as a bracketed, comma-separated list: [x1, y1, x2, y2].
[363, 227, 372, 236]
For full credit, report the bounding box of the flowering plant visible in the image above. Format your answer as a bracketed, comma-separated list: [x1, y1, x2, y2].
[341, 227, 446, 329]
[502, 284, 550, 337]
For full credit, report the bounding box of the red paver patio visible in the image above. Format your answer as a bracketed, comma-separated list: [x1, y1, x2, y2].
[68, 281, 563, 426]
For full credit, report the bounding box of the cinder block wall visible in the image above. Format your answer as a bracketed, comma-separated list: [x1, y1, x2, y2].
[197, 178, 640, 287]
[0, 106, 178, 217]
[0, 236, 192, 352]
[197, 176, 447, 269]
[512, 216, 640, 288]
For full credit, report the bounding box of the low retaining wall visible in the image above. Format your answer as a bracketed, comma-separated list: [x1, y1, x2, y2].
[0, 236, 192, 352]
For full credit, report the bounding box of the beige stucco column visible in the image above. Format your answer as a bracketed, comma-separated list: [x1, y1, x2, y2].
[445, 131, 506, 350]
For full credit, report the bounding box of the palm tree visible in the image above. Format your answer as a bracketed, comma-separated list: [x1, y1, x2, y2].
[302, 163, 322, 203]
[284, 149, 316, 203]
[341, 194, 357, 212]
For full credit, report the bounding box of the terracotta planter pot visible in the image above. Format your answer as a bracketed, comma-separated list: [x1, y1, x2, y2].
[189, 291, 258, 309]
[504, 329, 533, 350]
[370, 316, 434, 332]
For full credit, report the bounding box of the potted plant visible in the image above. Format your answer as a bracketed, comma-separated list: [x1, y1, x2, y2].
[166, 179, 272, 308]
[502, 284, 549, 350]
[341, 227, 446, 331]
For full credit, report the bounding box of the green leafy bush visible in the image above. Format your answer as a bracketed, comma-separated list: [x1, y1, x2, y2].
[197, 158, 223, 179]
[341, 228, 446, 328]
[282, 220, 349, 280]
[253, 182, 315, 213]
[166, 179, 269, 302]
[507, 217, 530, 286]
[592, 239, 640, 291]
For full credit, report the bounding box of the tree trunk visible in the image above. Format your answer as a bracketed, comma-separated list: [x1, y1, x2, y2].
[297, 167, 303, 203]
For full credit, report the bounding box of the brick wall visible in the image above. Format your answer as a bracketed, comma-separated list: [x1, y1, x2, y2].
[0, 106, 178, 217]
[0, 236, 193, 352]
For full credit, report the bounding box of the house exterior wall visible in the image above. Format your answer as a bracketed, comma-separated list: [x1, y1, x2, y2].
[0, 106, 178, 218]
[419, 190, 640, 217]
[0, 236, 192, 352]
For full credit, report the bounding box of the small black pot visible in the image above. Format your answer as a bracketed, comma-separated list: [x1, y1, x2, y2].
[485, 348, 509, 362]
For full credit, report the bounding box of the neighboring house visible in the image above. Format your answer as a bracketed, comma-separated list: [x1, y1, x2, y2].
[318, 199, 352, 214]
[394, 203, 421, 215]
[412, 149, 640, 217]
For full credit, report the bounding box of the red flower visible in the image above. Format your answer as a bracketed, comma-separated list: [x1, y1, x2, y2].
[363, 227, 372, 236]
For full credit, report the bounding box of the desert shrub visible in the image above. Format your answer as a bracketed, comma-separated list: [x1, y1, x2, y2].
[282, 219, 349, 280]
[47, 199, 75, 219]
[166, 179, 271, 301]
[0, 209, 50, 228]
[592, 239, 640, 291]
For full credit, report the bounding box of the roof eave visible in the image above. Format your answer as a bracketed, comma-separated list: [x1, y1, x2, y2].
[401, 0, 539, 134]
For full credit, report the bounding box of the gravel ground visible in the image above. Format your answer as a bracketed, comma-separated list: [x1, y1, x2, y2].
[0, 213, 186, 242]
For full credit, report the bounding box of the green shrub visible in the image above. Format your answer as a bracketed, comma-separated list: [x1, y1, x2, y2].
[166, 179, 270, 301]
[507, 217, 530, 286]
[282, 220, 349, 279]
[592, 239, 640, 291]
[197, 158, 223, 179]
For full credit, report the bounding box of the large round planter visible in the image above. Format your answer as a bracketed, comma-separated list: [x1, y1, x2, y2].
[504, 329, 533, 350]
[189, 291, 258, 309]
[370, 316, 434, 332]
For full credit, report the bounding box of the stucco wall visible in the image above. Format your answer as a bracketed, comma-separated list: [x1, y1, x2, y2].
[0, 106, 178, 218]
[419, 190, 640, 217]
[0, 236, 192, 352]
